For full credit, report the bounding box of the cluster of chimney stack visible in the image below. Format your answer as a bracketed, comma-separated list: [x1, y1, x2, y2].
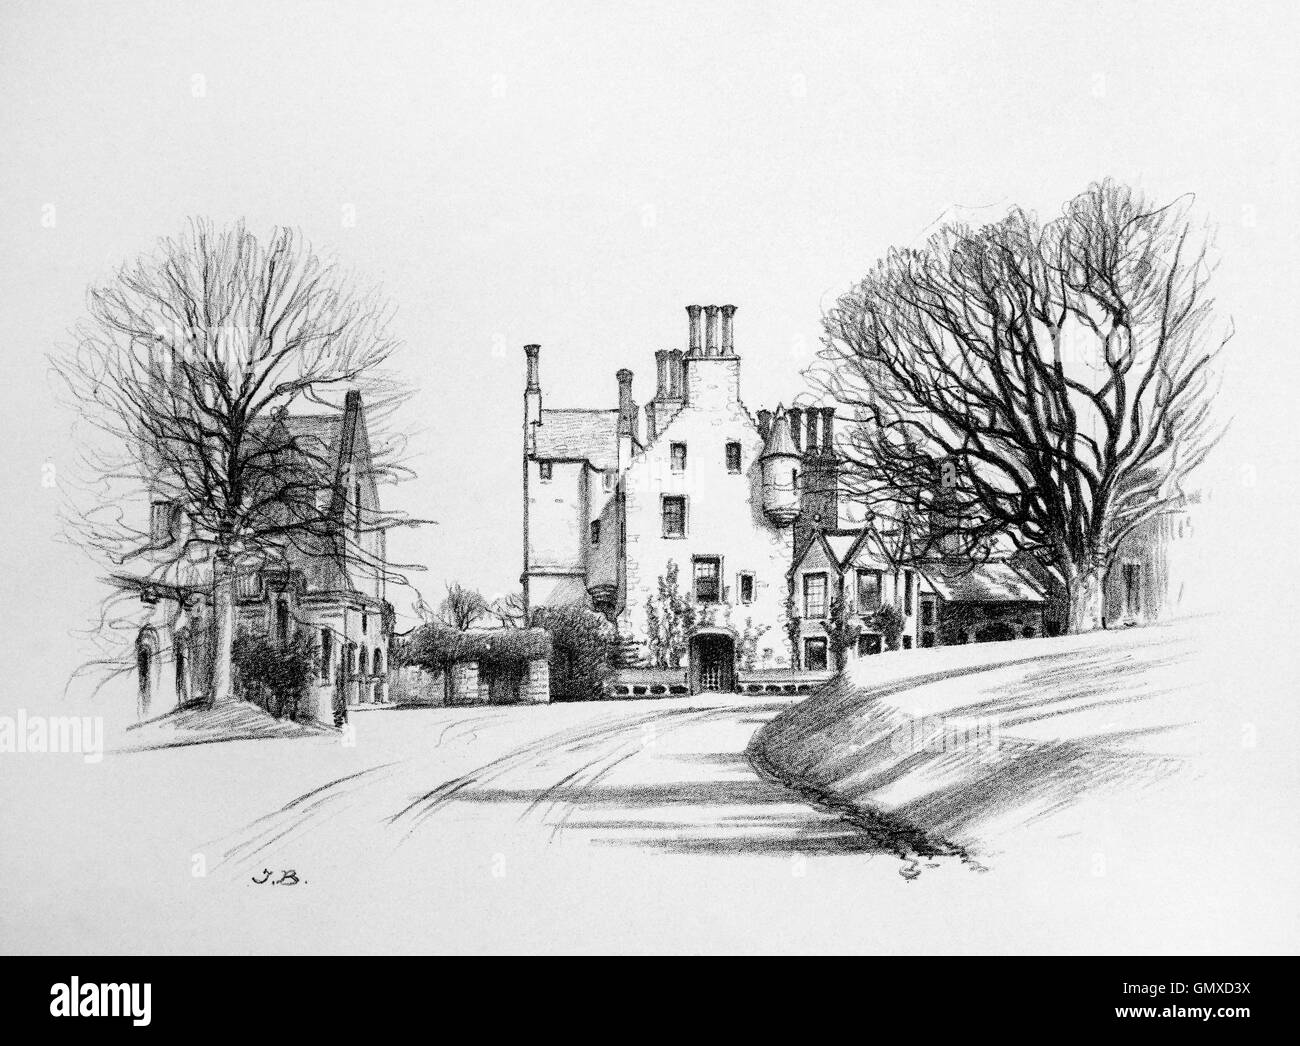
[653, 349, 684, 400]
[757, 406, 835, 455]
[652, 304, 738, 400]
[686, 304, 737, 357]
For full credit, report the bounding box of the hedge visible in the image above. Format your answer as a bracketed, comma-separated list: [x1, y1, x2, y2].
[400, 624, 552, 673]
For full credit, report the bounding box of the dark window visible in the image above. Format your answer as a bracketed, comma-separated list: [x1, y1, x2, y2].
[694, 557, 721, 603]
[725, 442, 741, 473]
[904, 570, 914, 615]
[538, 461, 552, 481]
[804, 573, 828, 618]
[1123, 563, 1141, 615]
[804, 638, 828, 671]
[276, 601, 290, 645]
[590, 520, 601, 546]
[903, 635, 913, 650]
[354, 482, 362, 539]
[921, 599, 935, 626]
[922, 631, 936, 648]
[361, 612, 368, 635]
[662, 496, 686, 538]
[738, 573, 755, 604]
[359, 647, 368, 676]
[320, 629, 332, 678]
[856, 569, 882, 612]
[858, 633, 882, 657]
[670, 442, 687, 471]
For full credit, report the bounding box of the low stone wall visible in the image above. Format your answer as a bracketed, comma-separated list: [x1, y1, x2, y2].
[605, 667, 833, 698]
[447, 661, 485, 706]
[522, 659, 551, 704]
[444, 658, 550, 706]
[390, 666, 445, 706]
[607, 668, 690, 698]
[737, 668, 834, 696]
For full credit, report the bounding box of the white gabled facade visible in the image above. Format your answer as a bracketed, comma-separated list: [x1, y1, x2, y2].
[522, 304, 841, 691]
[619, 348, 795, 678]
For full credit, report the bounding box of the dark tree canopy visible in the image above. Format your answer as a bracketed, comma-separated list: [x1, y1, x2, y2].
[811, 180, 1229, 631]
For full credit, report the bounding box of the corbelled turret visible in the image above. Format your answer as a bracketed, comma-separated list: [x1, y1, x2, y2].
[759, 405, 800, 526]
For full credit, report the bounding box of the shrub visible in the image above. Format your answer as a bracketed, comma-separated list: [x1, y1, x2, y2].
[865, 603, 906, 651]
[232, 632, 316, 721]
[531, 603, 615, 700]
[738, 617, 771, 671]
[821, 595, 861, 671]
[975, 620, 1017, 643]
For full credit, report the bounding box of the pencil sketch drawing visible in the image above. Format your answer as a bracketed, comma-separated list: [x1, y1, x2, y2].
[2, 2, 1295, 956]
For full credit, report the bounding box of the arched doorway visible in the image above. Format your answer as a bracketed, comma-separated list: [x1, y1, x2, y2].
[689, 631, 736, 694]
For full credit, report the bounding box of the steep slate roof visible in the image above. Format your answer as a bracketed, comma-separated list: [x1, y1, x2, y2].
[825, 532, 860, 565]
[251, 410, 346, 482]
[793, 525, 895, 574]
[534, 408, 621, 470]
[921, 561, 1047, 603]
[760, 406, 799, 458]
[280, 413, 342, 462]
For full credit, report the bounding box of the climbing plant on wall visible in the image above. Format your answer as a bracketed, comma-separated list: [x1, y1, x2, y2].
[821, 594, 862, 671]
[783, 588, 802, 670]
[645, 560, 696, 669]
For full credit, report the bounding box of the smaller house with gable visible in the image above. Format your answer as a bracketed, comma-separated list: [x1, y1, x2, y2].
[790, 527, 1048, 668]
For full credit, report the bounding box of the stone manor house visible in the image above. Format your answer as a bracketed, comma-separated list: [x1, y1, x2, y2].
[127, 390, 395, 724]
[521, 304, 1055, 694]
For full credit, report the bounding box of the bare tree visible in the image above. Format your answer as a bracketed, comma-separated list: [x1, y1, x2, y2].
[812, 180, 1229, 632]
[52, 219, 425, 702]
[488, 591, 527, 629]
[437, 583, 489, 631]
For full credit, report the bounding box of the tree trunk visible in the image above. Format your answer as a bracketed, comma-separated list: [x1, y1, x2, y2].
[1065, 561, 1106, 633]
[211, 568, 236, 703]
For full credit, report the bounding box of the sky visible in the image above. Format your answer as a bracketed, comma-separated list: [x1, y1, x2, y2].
[2, 0, 1298, 709]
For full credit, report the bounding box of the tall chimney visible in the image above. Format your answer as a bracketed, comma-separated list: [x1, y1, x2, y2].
[524, 344, 542, 432]
[806, 409, 819, 454]
[524, 344, 541, 391]
[789, 407, 803, 451]
[704, 306, 720, 356]
[757, 409, 772, 443]
[720, 305, 736, 354]
[821, 407, 835, 453]
[617, 369, 634, 436]
[686, 305, 702, 356]
[668, 349, 684, 398]
[654, 350, 669, 398]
